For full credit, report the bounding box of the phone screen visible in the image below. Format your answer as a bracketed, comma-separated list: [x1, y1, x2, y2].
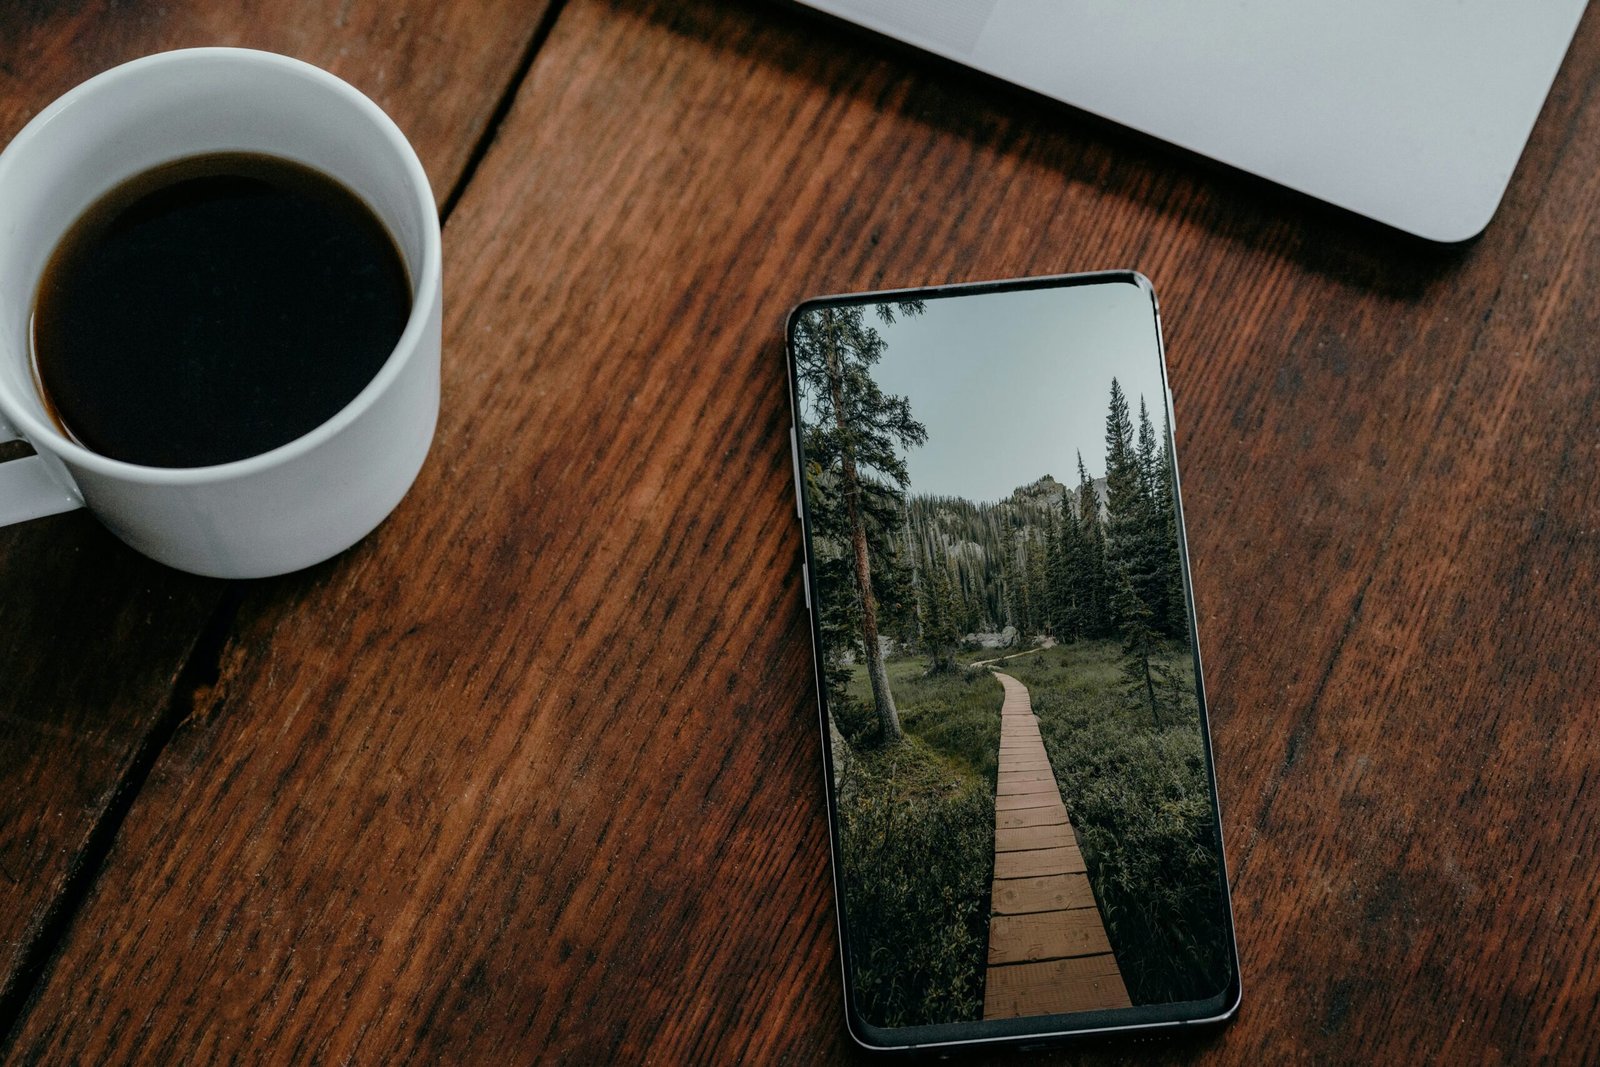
[786, 273, 1238, 1048]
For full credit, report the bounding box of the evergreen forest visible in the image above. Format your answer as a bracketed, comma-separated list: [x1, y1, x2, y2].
[803, 353, 1193, 728]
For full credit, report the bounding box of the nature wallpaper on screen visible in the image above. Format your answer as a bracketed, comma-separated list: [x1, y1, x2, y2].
[795, 283, 1231, 1029]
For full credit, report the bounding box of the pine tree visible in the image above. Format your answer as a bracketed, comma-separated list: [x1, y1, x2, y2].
[1025, 531, 1048, 643]
[802, 460, 863, 709]
[1074, 452, 1111, 637]
[1130, 398, 1170, 633]
[1136, 397, 1160, 500]
[879, 516, 920, 649]
[1006, 525, 1033, 647]
[1155, 417, 1188, 640]
[1103, 380, 1144, 622]
[952, 549, 982, 635]
[1113, 570, 1164, 727]
[1044, 512, 1069, 641]
[997, 521, 1017, 634]
[919, 552, 961, 673]
[1055, 491, 1084, 642]
[793, 301, 926, 740]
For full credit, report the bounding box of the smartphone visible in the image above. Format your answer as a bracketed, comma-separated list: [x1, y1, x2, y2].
[784, 272, 1239, 1051]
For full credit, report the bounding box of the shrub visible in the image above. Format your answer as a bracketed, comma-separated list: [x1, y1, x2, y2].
[836, 742, 995, 1027]
[1006, 642, 1230, 1005]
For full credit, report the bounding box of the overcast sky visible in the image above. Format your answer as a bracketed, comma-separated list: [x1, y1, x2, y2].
[869, 279, 1169, 505]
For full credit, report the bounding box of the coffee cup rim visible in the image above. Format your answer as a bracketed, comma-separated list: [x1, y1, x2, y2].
[0, 47, 442, 486]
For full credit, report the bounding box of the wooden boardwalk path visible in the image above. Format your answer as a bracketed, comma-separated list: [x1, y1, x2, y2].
[983, 671, 1131, 1019]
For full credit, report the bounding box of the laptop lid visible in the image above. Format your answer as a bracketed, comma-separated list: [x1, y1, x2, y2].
[793, 0, 1590, 241]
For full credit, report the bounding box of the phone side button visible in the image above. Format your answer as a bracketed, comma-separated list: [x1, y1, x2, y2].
[790, 424, 803, 522]
[802, 561, 811, 610]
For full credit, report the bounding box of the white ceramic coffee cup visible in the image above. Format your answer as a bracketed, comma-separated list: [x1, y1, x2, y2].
[0, 48, 441, 578]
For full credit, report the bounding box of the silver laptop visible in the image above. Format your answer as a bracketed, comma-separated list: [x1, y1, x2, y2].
[792, 0, 1589, 241]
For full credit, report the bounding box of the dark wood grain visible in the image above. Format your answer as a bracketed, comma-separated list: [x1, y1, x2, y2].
[0, 0, 549, 205]
[0, 0, 550, 1030]
[5, 0, 1600, 1061]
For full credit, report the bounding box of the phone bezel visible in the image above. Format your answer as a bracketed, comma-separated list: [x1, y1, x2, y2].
[783, 271, 1242, 1052]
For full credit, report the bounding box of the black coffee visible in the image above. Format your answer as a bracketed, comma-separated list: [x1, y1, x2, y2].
[32, 152, 412, 468]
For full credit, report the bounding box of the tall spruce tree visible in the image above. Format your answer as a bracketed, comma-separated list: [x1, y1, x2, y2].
[919, 551, 962, 673]
[881, 518, 920, 648]
[793, 301, 926, 740]
[1131, 399, 1171, 633]
[1155, 417, 1187, 640]
[1136, 397, 1160, 498]
[1003, 524, 1029, 645]
[1103, 379, 1142, 593]
[1025, 531, 1048, 642]
[801, 459, 860, 710]
[1055, 489, 1084, 642]
[1044, 512, 1069, 641]
[1074, 452, 1111, 637]
[1113, 570, 1164, 727]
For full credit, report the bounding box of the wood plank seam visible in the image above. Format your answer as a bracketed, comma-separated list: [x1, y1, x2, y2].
[0, 586, 249, 1050]
[438, 0, 568, 219]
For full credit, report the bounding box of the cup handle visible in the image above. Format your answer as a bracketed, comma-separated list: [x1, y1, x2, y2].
[0, 410, 83, 526]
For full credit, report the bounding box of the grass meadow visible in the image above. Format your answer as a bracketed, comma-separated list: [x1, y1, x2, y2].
[831, 658, 1001, 1027]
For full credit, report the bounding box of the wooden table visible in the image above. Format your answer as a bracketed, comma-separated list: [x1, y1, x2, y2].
[3, 1, 1598, 1062]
